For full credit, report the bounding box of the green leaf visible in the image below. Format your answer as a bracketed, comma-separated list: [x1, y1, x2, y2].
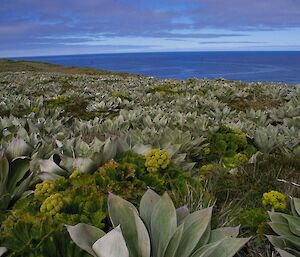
[108, 193, 138, 227]
[173, 153, 186, 163]
[75, 139, 90, 156]
[205, 237, 250, 257]
[66, 223, 105, 257]
[164, 144, 181, 158]
[39, 172, 63, 181]
[282, 235, 300, 250]
[108, 193, 150, 257]
[17, 127, 30, 142]
[0, 194, 11, 210]
[139, 189, 160, 231]
[90, 138, 105, 154]
[6, 136, 32, 160]
[143, 115, 153, 127]
[285, 248, 300, 256]
[132, 144, 152, 155]
[209, 226, 240, 243]
[269, 222, 294, 237]
[196, 224, 211, 249]
[20, 190, 34, 199]
[282, 215, 300, 236]
[151, 192, 177, 257]
[73, 157, 97, 173]
[102, 138, 117, 163]
[12, 172, 33, 199]
[92, 226, 129, 257]
[291, 198, 300, 217]
[0, 247, 7, 256]
[276, 248, 296, 257]
[269, 212, 289, 224]
[190, 239, 225, 257]
[181, 162, 196, 172]
[117, 138, 130, 153]
[39, 159, 68, 177]
[6, 157, 30, 193]
[132, 210, 151, 257]
[164, 224, 184, 257]
[175, 208, 212, 257]
[60, 155, 74, 171]
[266, 235, 288, 249]
[176, 206, 190, 225]
[0, 151, 9, 195]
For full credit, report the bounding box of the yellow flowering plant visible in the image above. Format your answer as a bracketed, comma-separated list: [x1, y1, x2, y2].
[199, 163, 218, 175]
[145, 148, 171, 173]
[69, 169, 82, 179]
[262, 190, 286, 211]
[34, 180, 55, 197]
[203, 147, 211, 155]
[40, 193, 64, 216]
[111, 91, 126, 98]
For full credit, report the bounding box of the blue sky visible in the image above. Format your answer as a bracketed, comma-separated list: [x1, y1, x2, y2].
[1, 0, 300, 57]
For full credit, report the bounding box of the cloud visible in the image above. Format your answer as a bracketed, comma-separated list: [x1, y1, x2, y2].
[0, 0, 300, 56]
[199, 41, 266, 44]
[188, 0, 300, 29]
[147, 32, 247, 39]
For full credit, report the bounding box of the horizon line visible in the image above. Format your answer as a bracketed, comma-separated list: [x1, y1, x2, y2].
[2, 49, 300, 59]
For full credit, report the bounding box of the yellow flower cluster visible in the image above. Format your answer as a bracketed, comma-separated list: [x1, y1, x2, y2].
[40, 193, 64, 216]
[69, 169, 82, 179]
[234, 153, 248, 163]
[56, 95, 66, 101]
[203, 147, 211, 155]
[234, 129, 247, 142]
[145, 149, 171, 173]
[159, 90, 167, 96]
[111, 91, 126, 98]
[34, 180, 55, 197]
[262, 191, 286, 210]
[199, 164, 218, 175]
[31, 107, 40, 113]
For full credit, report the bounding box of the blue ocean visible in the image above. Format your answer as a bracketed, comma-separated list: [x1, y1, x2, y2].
[14, 51, 300, 84]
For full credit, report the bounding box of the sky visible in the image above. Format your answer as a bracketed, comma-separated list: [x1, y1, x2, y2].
[1, 0, 300, 57]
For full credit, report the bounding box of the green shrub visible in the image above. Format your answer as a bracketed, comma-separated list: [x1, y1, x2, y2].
[203, 125, 256, 169]
[237, 208, 269, 236]
[0, 151, 201, 256]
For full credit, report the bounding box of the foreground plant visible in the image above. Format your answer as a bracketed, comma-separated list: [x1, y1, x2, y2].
[262, 190, 286, 211]
[267, 197, 300, 257]
[0, 149, 33, 210]
[145, 148, 171, 172]
[0, 247, 7, 257]
[0, 152, 201, 256]
[67, 189, 250, 257]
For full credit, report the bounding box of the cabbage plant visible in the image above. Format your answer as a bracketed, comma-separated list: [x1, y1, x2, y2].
[0, 149, 32, 210]
[0, 247, 7, 257]
[67, 189, 250, 257]
[267, 197, 300, 257]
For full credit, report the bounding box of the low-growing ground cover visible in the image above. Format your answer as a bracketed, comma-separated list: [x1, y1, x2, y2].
[0, 60, 300, 256]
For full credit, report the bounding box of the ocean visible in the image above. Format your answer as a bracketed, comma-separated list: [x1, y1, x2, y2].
[14, 51, 300, 84]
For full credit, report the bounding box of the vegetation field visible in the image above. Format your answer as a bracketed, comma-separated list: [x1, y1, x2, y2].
[0, 59, 300, 257]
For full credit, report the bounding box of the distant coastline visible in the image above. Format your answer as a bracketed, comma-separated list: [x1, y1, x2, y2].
[2, 52, 300, 84]
[0, 59, 135, 77]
